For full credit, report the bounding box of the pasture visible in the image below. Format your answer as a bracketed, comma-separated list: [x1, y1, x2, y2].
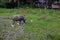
[0, 8, 60, 40]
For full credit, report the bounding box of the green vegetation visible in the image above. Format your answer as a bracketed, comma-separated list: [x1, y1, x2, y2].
[0, 8, 60, 40]
[0, 0, 58, 8]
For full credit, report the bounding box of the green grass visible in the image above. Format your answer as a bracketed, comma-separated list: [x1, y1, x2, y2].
[0, 8, 60, 40]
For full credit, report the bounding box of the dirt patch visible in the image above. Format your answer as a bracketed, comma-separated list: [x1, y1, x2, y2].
[0, 18, 24, 40]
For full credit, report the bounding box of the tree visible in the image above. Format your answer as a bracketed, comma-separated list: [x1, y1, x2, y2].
[0, 0, 9, 7]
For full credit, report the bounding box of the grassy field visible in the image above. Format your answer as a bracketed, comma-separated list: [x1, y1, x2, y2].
[0, 8, 60, 40]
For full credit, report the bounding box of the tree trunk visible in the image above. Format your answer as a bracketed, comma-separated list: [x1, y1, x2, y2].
[30, 0, 33, 7]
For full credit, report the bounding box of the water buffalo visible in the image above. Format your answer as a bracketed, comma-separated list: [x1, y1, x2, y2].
[11, 14, 25, 27]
